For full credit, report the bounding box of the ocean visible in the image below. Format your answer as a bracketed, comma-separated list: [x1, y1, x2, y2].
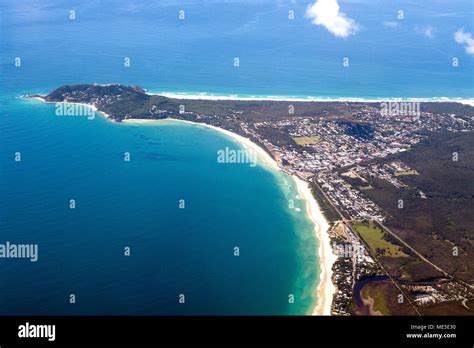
[0, 95, 319, 315]
[0, 0, 472, 315]
[1, 0, 472, 98]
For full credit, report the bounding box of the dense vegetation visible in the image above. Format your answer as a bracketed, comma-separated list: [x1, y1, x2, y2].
[361, 131, 474, 282]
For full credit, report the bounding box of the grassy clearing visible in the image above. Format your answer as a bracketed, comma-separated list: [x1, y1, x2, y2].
[293, 136, 322, 145]
[352, 220, 409, 258]
[394, 170, 419, 176]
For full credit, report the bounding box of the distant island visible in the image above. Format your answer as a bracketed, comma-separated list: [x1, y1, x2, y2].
[28, 84, 474, 316]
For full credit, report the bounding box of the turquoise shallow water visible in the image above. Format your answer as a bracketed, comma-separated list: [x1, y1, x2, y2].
[0, 94, 319, 315]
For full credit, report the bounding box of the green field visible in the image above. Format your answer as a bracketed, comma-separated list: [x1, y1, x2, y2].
[394, 170, 418, 176]
[292, 136, 322, 145]
[352, 220, 408, 258]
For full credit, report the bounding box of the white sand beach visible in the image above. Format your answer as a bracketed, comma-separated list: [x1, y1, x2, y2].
[458, 100, 474, 107]
[293, 176, 337, 315]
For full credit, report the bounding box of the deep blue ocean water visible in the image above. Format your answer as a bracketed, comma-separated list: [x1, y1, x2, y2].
[0, 0, 472, 315]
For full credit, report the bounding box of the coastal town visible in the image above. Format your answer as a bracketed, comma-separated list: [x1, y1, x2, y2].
[30, 84, 474, 316]
[221, 102, 474, 315]
[228, 102, 474, 315]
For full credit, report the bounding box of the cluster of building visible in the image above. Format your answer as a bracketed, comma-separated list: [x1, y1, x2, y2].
[347, 161, 417, 189]
[240, 104, 473, 222]
[404, 281, 473, 307]
[317, 172, 385, 221]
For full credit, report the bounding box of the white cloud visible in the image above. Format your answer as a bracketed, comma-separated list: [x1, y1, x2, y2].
[454, 29, 474, 55]
[383, 21, 399, 28]
[305, 0, 359, 38]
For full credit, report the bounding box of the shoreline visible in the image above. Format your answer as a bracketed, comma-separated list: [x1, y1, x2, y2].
[293, 176, 337, 315]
